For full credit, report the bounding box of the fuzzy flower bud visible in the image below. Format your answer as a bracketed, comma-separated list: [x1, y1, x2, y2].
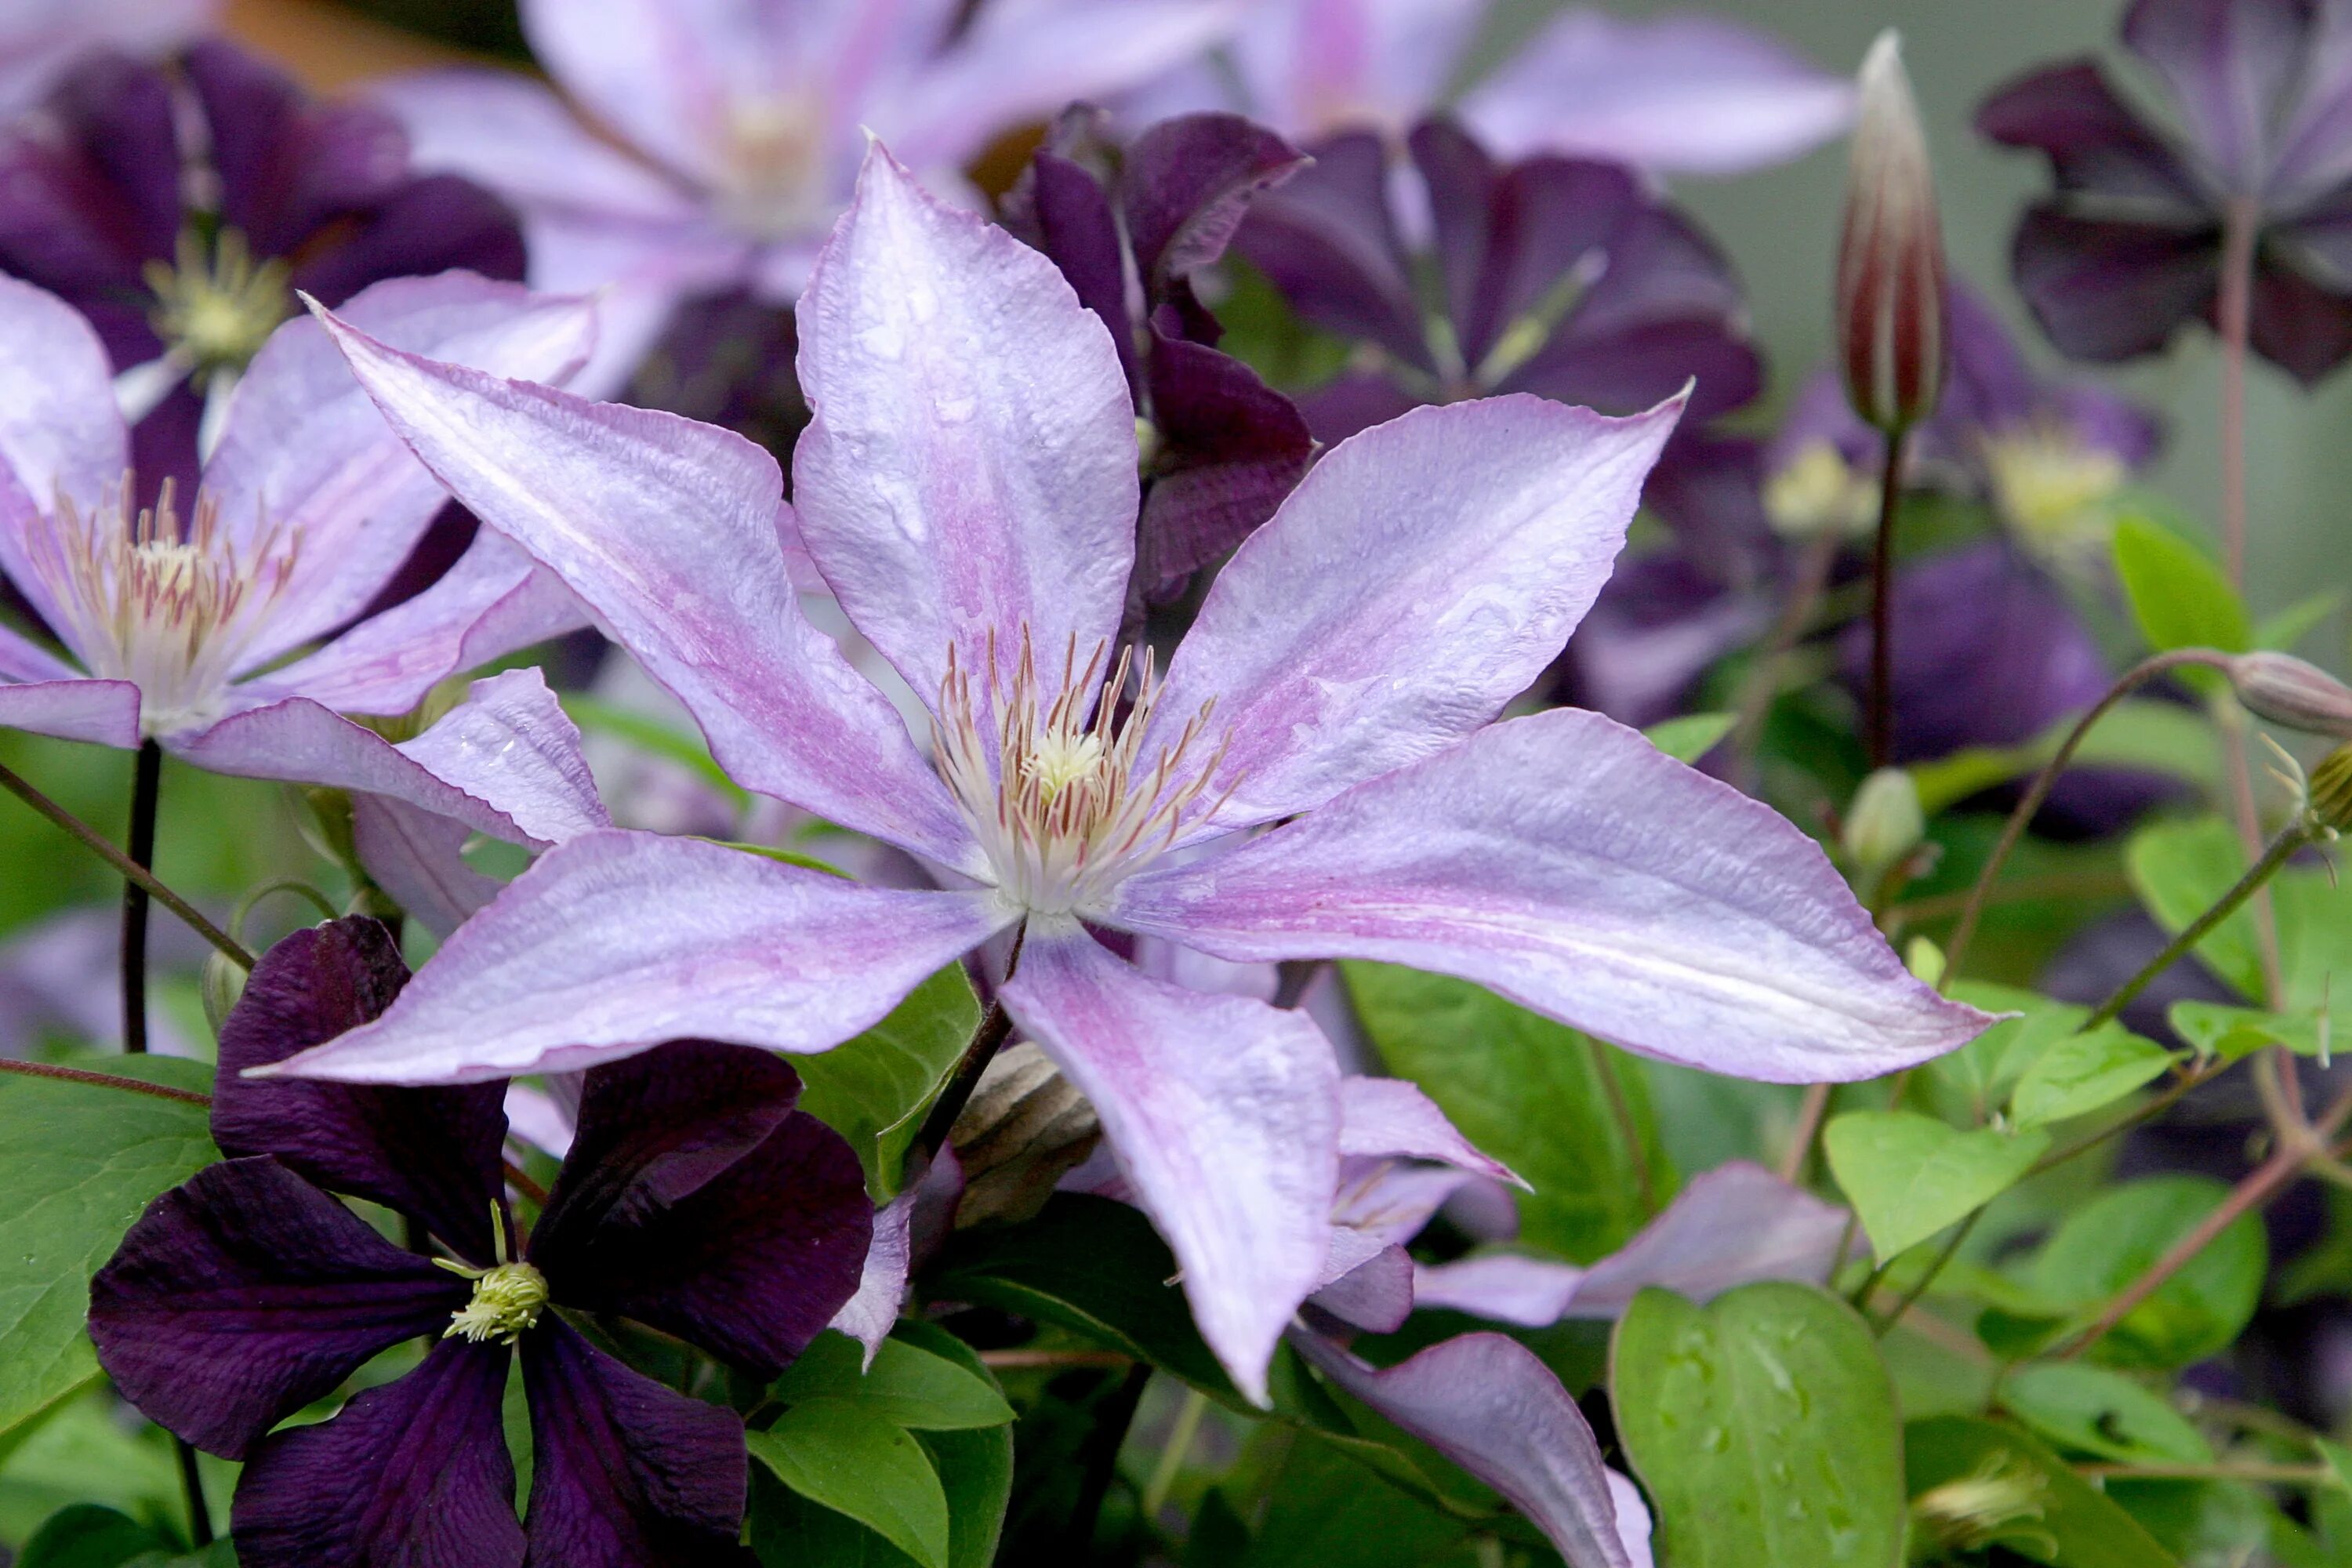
[1837, 31, 1947, 433]
[1842, 767, 1926, 882]
[2229, 652, 2352, 739]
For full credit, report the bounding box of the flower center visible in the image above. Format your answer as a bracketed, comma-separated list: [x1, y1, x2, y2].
[24, 475, 300, 737]
[443, 1261, 550, 1346]
[145, 229, 291, 382]
[1981, 424, 2125, 561]
[933, 629, 1236, 919]
[1764, 441, 1879, 540]
[713, 94, 829, 242]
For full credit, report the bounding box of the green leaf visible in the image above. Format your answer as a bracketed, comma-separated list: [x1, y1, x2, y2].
[2009, 1024, 2176, 1127]
[2125, 817, 2267, 1002]
[1905, 1416, 2182, 1568]
[1612, 1282, 1906, 1568]
[771, 1331, 1014, 1431]
[1998, 1363, 2211, 1465]
[1642, 712, 1733, 765]
[2112, 514, 2250, 660]
[1823, 1111, 2049, 1260]
[2166, 1000, 2321, 1063]
[795, 964, 982, 1198]
[1345, 962, 1673, 1258]
[2031, 1177, 2266, 1367]
[0, 1058, 216, 1439]
[888, 1323, 1014, 1568]
[1240, 1434, 1477, 1568]
[2255, 589, 2345, 654]
[1933, 983, 2090, 1109]
[16, 1504, 171, 1568]
[750, 1399, 950, 1568]
[1910, 701, 2220, 816]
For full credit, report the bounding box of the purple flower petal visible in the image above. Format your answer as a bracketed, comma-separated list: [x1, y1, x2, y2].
[1122, 112, 1308, 290]
[206, 272, 597, 669]
[2246, 241, 2352, 383]
[1308, 1240, 1415, 1333]
[1134, 332, 1315, 601]
[2009, 205, 2219, 367]
[390, 669, 610, 846]
[267, 830, 1011, 1084]
[312, 298, 978, 871]
[1557, 552, 1765, 731]
[1338, 1076, 1520, 1185]
[0, 274, 129, 644]
[2122, 0, 2307, 196]
[1151, 394, 1679, 843]
[1410, 1254, 1588, 1327]
[829, 1178, 920, 1365]
[184, 41, 407, 257]
[289, 175, 529, 309]
[515, 0, 749, 188]
[1113, 707, 1991, 1083]
[535, 1054, 871, 1379]
[1975, 60, 2210, 209]
[0, 0, 208, 118]
[0, 677, 140, 746]
[1462, 9, 1853, 175]
[521, 1316, 747, 1568]
[1001, 925, 1339, 1405]
[1235, 130, 1433, 372]
[351, 794, 504, 939]
[89, 1156, 467, 1459]
[214, 917, 509, 1261]
[793, 145, 1136, 713]
[1553, 1161, 1849, 1319]
[1291, 1330, 1636, 1568]
[0, 52, 179, 326]
[231, 1337, 522, 1568]
[1014, 114, 1139, 390]
[1294, 370, 1422, 445]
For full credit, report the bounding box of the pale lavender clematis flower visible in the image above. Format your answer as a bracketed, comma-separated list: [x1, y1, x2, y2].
[0, 271, 602, 849]
[0, 0, 209, 117]
[375, 0, 1239, 396]
[1129, 0, 1851, 175]
[291, 146, 1984, 1400]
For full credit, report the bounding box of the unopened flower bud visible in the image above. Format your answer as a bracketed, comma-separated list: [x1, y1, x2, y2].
[2309, 744, 2352, 834]
[949, 1042, 1100, 1228]
[201, 948, 245, 1036]
[1837, 31, 1947, 433]
[2229, 652, 2352, 739]
[1842, 767, 1925, 880]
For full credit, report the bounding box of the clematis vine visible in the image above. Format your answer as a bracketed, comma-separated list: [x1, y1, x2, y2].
[289, 145, 1986, 1400]
[375, 0, 1239, 396]
[1129, 0, 1854, 175]
[1002, 106, 1316, 610]
[91, 916, 872, 1566]
[0, 271, 600, 848]
[0, 39, 526, 489]
[1978, 0, 2352, 383]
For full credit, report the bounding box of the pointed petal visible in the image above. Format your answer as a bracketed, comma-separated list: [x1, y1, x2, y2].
[214, 918, 510, 1262]
[1134, 334, 1315, 603]
[1122, 112, 1308, 290]
[0, 274, 128, 641]
[2008, 205, 2217, 365]
[1463, 9, 1853, 175]
[231, 1338, 522, 1568]
[829, 1180, 918, 1365]
[209, 274, 599, 666]
[312, 300, 978, 869]
[534, 1049, 871, 1379]
[1338, 1076, 1520, 1185]
[1114, 708, 1991, 1083]
[794, 146, 1136, 712]
[392, 668, 610, 845]
[1000, 926, 1338, 1403]
[1292, 1330, 1634, 1568]
[521, 1316, 747, 1568]
[89, 1157, 466, 1460]
[1308, 1240, 1414, 1333]
[1553, 1161, 1849, 1317]
[1410, 1254, 1588, 1327]
[1234, 130, 1432, 372]
[0, 677, 140, 747]
[269, 830, 1010, 1084]
[1152, 395, 1680, 842]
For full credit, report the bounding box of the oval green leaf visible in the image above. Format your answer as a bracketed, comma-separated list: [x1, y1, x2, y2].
[1823, 1110, 2049, 1261]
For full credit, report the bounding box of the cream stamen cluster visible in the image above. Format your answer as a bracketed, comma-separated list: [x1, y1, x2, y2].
[145, 229, 292, 380]
[441, 1261, 550, 1345]
[935, 629, 1236, 918]
[27, 476, 299, 736]
[715, 95, 830, 241]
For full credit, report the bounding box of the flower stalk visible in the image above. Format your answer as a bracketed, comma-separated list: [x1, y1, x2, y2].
[120, 739, 162, 1054]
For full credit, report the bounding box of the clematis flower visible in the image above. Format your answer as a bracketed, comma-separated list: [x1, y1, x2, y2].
[0, 0, 209, 116]
[1002, 106, 1315, 609]
[290, 146, 1985, 1400]
[373, 0, 1238, 396]
[0, 271, 602, 851]
[90, 916, 872, 1567]
[0, 39, 526, 490]
[1978, 0, 2352, 383]
[1129, 0, 1852, 176]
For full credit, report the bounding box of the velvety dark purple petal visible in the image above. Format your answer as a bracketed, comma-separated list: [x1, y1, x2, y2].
[2122, 0, 2307, 196]
[213, 917, 508, 1263]
[1134, 332, 1315, 601]
[532, 1045, 873, 1380]
[1557, 553, 1766, 730]
[2246, 249, 2352, 384]
[1123, 111, 1307, 292]
[1935, 278, 2041, 437]
[1639, 432, 1775, 584]
[1018, 129, 1138, 392]
[1975, 60, 2210, 209]
[290, 174, 529, 307]
[232, 1337, 521, 1568]
[1233, 129, 1432, 372]
[89, 1156, 466, 1459]
[2048, 380, 2167, 468]
[1294, 370, 1422, 445]
[186, 40, 408, 258]
[521, 1317, 746, 1568]
[2010, 204, 2219, 363]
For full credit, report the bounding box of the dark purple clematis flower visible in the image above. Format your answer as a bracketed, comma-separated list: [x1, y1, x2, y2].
[1002, 106, 1316, 610]
[0, 38, 525, 492]
[1977, 0, 2352, 383]
[89, 917, 871, 1567]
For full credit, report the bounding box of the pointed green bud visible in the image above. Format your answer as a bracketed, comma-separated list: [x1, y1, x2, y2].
[1842, 767, 1925, 881]
[201, 948, 246, 1036]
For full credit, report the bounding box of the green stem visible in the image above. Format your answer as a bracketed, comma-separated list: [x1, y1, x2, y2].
[1871, 1210, 1984, 1336]
[2084, 819, 2314, 1030]
[1592, 1044, 1657, 1213]
[908, 922, 1029, 1166]
[1142, 1386, 1210, 1520]
[0, 753, 253, 971]
[175, 1434, 212, 1548]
